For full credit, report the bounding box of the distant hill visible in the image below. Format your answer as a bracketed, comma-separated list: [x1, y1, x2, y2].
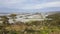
[45, 11, 60, 16]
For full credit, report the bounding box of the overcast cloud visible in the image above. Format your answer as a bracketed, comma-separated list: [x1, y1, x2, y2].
[0, 0, 60, 13]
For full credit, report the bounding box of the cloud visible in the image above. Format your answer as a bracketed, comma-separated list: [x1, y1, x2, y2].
[0, 0, 27, 6]
[0, 0, 60, 9]
[0, 0, 26, 4]
[0, 0, 60, 13]
[21, 1, 60, 9]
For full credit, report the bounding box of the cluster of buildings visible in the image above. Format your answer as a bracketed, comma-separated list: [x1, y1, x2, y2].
[0, 13, 50, 24]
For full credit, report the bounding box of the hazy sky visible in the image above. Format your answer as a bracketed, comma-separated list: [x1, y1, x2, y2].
[0, 0, 60, 13]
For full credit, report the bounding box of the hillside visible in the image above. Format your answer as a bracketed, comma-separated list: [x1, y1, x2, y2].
[46, 12, 60, 26]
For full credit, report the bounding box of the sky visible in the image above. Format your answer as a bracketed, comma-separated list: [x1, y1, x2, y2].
[0, 0, 60, 13]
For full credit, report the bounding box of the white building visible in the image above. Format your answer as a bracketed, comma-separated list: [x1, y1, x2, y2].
[14, 13, 46, 23]
[0, 13, 47, 23]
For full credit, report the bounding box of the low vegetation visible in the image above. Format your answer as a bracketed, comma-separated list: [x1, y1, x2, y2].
[0, 13, 60, 34]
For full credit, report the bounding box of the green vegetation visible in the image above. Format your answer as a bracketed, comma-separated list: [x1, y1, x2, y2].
[0, 13, 60, 34]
